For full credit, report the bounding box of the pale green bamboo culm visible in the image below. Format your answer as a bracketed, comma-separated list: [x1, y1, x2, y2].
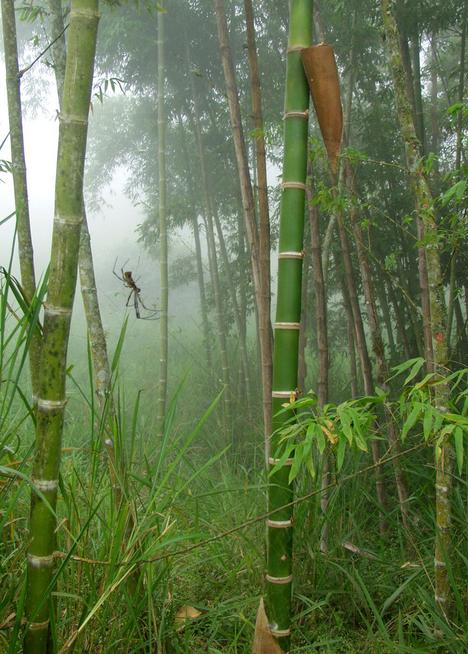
[266, 1, 313, 651]
[24, 2, 100, 651]
[1, 0, 41, 395]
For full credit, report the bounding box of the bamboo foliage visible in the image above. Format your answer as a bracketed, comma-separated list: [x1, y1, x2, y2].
[265, 2, 313, 651]
[24, 2, 99, 650]
[1, 0, 41, 395]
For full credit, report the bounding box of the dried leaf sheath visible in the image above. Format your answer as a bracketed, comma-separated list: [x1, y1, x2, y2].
[301, 44, 343, 173]
[24, 2, 99, 651]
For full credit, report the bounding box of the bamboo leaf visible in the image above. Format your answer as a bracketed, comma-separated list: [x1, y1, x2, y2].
[423, 406, 433, 441]
[336, 434, 346, 471]
[402, 404, 422, 441]
[454, 427, 465, 475]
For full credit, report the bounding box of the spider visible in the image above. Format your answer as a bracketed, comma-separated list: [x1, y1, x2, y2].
[113, 259, 160, 320]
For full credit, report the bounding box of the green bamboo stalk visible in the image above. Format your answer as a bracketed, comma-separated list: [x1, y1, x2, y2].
[156, 5, 169, 437]
[266, 2, 312, 650]
[46, 0, 124, 512]
[382, 0, 453, 617]
[1, 0, 41, 396]
[24, 2, 99, 650]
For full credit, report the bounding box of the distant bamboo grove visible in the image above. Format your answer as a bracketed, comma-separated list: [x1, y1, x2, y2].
[0, 0, 466, 653]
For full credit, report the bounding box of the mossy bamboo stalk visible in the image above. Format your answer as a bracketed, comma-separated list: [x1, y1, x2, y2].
[266, 2, 312, 649]
[157, 5, 169, 437]
[1, 0, 41, 396]
[24, 2, 99, 650]
[382, 0, 453, 616]
[47, 0, 121, 500]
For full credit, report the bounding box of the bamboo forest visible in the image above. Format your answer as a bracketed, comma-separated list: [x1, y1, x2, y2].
[0, 0, 467, 652]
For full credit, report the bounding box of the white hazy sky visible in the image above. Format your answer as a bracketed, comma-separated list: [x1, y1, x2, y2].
[0, 59, 149, 279]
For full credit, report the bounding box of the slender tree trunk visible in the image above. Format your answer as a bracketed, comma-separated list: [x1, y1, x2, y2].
[192, 212, 213, 372]
[243, 0, 273, 442]
[265, 4, 312, 649]
[341, 274, 359, 398]
[175, 111, 213, 373]
[375, 275, 397, 362]
[348, 168, 411, 531]
[455, 0, 467, 172]
[430, 35, 439, 159]
[297, 253, 309, 393]
[213, 0, 272, 456]
[204, 212, 232, 439]
[335, 219, 388, 535]
[387, 276, 412, 359]
[156, 7, 168, 436]
[189, 84, 232, 437]
[25, 3, 99, 650]
[213, 211, 252, 419]
[1, 0, 41, 395]
[382, 0, 453, 616]
[410, 32, 426, 154]
[308, 162, 331, 553]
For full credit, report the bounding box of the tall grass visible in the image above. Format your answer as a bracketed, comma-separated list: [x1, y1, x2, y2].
[0, 265, 466, 652]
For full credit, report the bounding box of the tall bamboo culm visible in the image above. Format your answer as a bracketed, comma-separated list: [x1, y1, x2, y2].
[1, 0, 41, 395]
[157, 5, 169, 437]
[266, 2, 312, 650]
[24, 2, 99, 651]
[381, 0, 453, 617]
[47, 0, 119, 488]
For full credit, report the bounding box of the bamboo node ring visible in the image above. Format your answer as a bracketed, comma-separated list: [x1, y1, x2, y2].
[272, 390, 295, 399]
[37, 398, 67, 411]
[281, 181, 306, 190]
[268, 457, 294, 466]
[434, 595, 447, 603]
[266, 574, 293, 585]
[44, 303, 73, 316]
[274, 322, 301, 330]
[59, 113, 88, 126]
[28, 619, 50, 631]
[267, 519, 293, 529]
[28, 553, 55, 568]
[71, 8, 100, 19]
[55, 214, 82, 226]
[283, 110, 309, 119]
[278, 251, 304, 259]
[287, 44, 308, 52]
[270, 626, 291, 637]
[33, 479, 59, 492]
[434, 558, 446, 568]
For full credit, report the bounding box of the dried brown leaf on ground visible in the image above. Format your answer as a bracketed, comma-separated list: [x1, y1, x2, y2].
[174, 605, 202, 631]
